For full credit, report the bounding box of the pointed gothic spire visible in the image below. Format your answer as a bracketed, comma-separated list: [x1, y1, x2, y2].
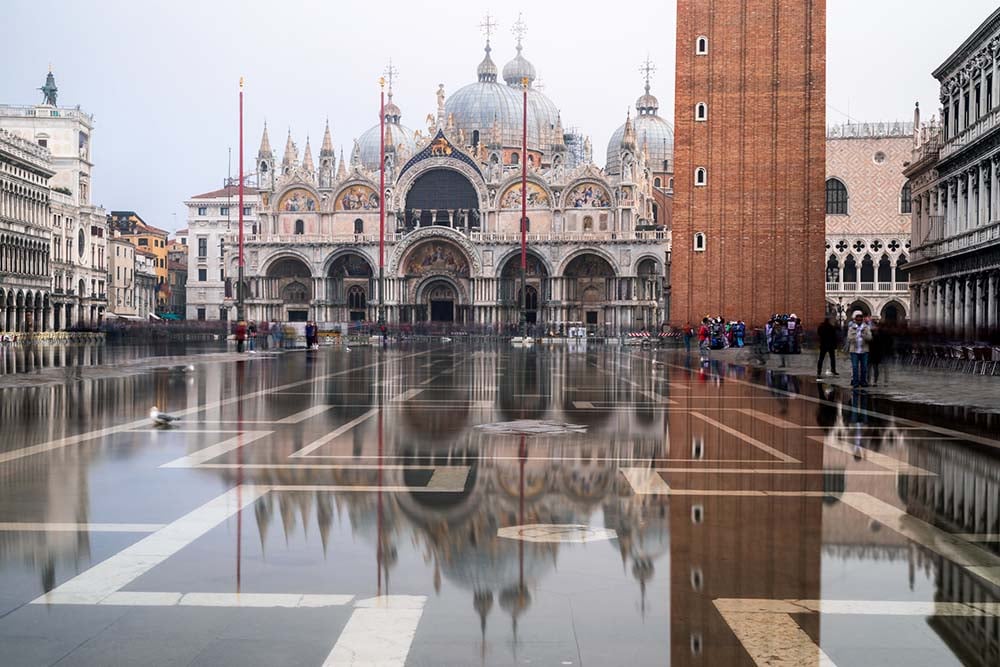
[302, 136, 315, 172]
[621, 109, 636, 150]
[258, 122, 273, 158]
[282, 129, 297, 169]
[337, 147, 348, 180]
[321, 120, 334, 156]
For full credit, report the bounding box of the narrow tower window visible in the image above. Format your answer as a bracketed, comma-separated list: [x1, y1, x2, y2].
[694, 232, 707, 252]
[695, 167, 707, 186]
[695, 102, 708, 121]
[696, 36, 708, 55]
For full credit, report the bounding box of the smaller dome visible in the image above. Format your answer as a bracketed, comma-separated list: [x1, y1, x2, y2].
[478, 44, 498, 83]
[636, 92, 660, 115]
[503, 45, 536, 88]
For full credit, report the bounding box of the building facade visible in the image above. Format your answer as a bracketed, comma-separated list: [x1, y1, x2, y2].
[108, 236, 136, 317]
[906, 8, 1000, 339]
[0, 71, 108, 330]
[135, 251, 157, 320]
[0, 128, 54, 332]
[223, 34, 672, 331]
[108, 211, 169, 312]
[184, 185, 261, 321]
[166, 239, 187, 318]
[671, 0, 826, 326]
[825, 122, 914, 324]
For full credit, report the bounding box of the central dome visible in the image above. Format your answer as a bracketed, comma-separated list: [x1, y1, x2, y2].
[356, 92, 416, 170]
[606, 81, 674, 175]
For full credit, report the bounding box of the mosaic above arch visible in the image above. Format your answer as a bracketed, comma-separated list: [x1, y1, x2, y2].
[336, 185, 379, 211]
[501, 253, 548, 278]
[278, 188, 317, 213]
[403, 240, 470, 278]
[500, 182, 550, 209]
[566, 182, 611, 208]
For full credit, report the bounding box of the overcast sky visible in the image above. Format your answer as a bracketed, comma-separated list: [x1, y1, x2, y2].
[2, 0, 997, 233]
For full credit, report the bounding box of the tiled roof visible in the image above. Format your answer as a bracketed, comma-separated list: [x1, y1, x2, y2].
[191, 185, 260, 199]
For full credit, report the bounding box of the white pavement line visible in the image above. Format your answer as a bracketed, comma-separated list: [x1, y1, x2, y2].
[31, 485, 269, 606]
[620, 467, 672, 495]
[291, 409, 378, 458]
[0, 349, 431, 466]
[0, 522, 164, 532]
[275, 405, 334, 424]
[738, 408, 800, 429]
[808, 435, 935, 475]
[180, 593, 353, 608]
[714, 598, 999, 617]
[839, 492, 1000, 587]
[324, 596, 426, 667]
[690, 411, 801, 463]
[714, 609, 838, 667]
[159, 431, 273, 468]
[426, 467, 470, 490]
[573, 401, 596, 409]
[393, 388, 424, 401]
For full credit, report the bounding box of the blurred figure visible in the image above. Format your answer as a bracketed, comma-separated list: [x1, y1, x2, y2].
[698, 317, 711, 365]
[870, 325, 893, 387]
[235, 320, 247, 353]
[247, 320, 257, 352]
[844, 310, 872, 388]
[816, 316, 839, 379]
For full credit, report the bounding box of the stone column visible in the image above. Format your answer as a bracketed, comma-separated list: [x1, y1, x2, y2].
[988, 272, 998, 329]
[993, 156, 1000, 222]
[976, 274, 987, 335]
[944, 280, 953, 331]
[966, 277, 976, 338]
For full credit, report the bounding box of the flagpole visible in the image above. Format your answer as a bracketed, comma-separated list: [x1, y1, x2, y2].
[378, 77, 386, 331]
[519, 76, 528, 339]
[237, 77, 246, 325]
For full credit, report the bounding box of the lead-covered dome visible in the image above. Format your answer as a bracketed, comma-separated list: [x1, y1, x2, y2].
[356, 92, 416, 170]
[606, 82, 674, 175]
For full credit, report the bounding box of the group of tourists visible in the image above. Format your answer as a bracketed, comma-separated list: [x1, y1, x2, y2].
[765, 314, 803, 354]
[233, 319, 298, 352]
[820, 310, 894, 388]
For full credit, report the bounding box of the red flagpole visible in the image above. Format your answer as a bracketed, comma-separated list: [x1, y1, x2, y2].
[378, 77, 386, 328]
[520, 77, 528, 337]
[237, 77, 245, 323]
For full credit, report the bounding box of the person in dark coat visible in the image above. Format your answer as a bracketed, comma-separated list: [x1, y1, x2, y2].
[816, 316, 839, 378]
[870, 325, 893, 387]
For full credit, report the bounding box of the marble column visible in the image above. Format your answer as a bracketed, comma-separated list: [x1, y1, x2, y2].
[988, 272, 998, 329]
[966, 277, 976, 338]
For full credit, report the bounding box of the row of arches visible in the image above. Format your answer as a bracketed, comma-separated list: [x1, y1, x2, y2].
[0, 233, 50, 277]
[0, 288, 48, 333]
[826, 253, 908, 285]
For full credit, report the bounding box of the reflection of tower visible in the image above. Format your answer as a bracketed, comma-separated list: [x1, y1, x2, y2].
[667, 384, 824, 664]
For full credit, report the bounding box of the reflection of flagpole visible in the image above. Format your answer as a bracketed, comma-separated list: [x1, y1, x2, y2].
[237, 77, 246, 324]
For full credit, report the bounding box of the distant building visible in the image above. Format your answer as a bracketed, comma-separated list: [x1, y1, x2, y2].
[166, 239, 187, 318]
[825, 122, 914, 324]
[0, 69, 108, 329]
[134, 250, 157, 320]
[906, 7, 1000, 338]
[0, 128, 54, 332]
[108, 235, 136, 317]
[184, 184, 260, 321]
[108, 211, 169, 312]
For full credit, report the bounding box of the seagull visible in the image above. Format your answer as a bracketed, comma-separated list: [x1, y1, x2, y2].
[441, 337, 452, 343]
[150, 406, 180, 427]
[344, 346, 351, 352]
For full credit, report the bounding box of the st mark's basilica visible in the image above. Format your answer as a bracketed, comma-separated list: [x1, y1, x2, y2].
[234, 23, 673, 330]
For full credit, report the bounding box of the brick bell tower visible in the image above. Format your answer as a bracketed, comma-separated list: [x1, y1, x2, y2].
[671, 0, 827, 327]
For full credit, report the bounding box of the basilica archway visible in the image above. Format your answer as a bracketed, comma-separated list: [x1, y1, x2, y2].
[398, 238, 472, 324]
[267, 256, 312, 321]
[403, 168, 480, 230]
[499, 251, 550, 324]
[562, 252, 617, 331]
[326, 251, 374, 322]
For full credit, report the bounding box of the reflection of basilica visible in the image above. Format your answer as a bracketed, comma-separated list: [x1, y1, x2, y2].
[231, 21, 673, 330]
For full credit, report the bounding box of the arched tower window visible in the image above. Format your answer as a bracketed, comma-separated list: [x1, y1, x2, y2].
[510, 152, 519, 166]
[900, 182, 912, 214]
[294, 219, 304, 235]
[696, 36, 708, 55]
[694, 232, 706, 252]
[695, 102, 708, 121]
[354, 219, 363, 234]
[654, 177, 662, 188]
[826, 178, 848, 215]
[695, 167, 707, 186]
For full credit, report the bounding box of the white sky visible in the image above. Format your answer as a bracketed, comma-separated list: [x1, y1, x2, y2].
[2, 0, 997, 233]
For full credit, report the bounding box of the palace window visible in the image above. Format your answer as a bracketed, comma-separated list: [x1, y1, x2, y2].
[197, 237, 207, 258]
[294, 219, 304, 235]
[900, 182, 912, 214]
[197, 207, 207, 216]
[654, 177, 661, 188]
[220, 206, 229, 216]
[826, 178, 848, 215]
[695, 102, 707, 121]
[696, 36, 708, 55]
[198, 268, 207, 282]
[694, 167, 707, 186]
[510, 152, 519, 166]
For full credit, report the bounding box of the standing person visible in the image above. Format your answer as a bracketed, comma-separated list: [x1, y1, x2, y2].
[247, 320, 257, 352]
[683, 322, 693, 355]
[735, 320, 746, 348]
[870, 324, 893, 387]
[272, 320, 283, 350]
[697, 317, 711, 365]
[305, 321, 315, 349]
[843, 310, 872, 388]
[816, 316, 839, 379]
[235, 320, 247, 353]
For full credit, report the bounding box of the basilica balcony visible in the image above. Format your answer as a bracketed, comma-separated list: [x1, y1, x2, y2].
[470, 231, 667, 244]
[826, 281, 910, 294]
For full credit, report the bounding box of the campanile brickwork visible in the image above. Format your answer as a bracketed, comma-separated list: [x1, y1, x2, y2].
[672, 0, 827, 327]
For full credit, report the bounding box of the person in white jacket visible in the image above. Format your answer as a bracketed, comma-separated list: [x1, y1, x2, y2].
[843, 310, 873, 388]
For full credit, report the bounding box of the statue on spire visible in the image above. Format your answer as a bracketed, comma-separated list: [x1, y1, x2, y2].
[40, 68, 58, 106]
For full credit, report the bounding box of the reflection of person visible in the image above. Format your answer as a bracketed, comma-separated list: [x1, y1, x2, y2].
[843, 311, 872, 388]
